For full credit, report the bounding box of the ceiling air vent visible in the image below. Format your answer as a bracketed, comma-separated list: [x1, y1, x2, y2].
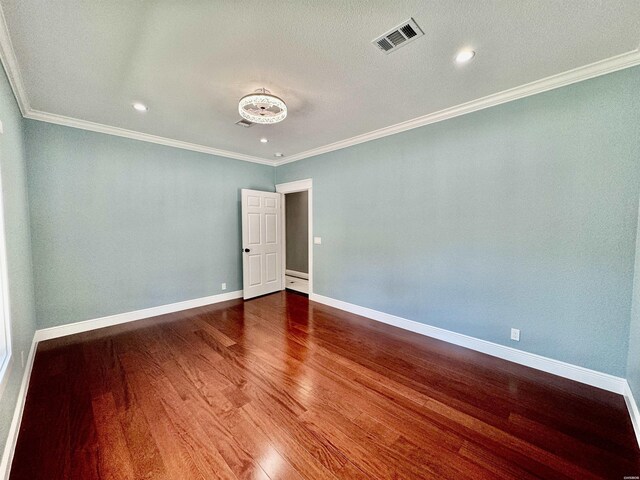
[372, 18, 424, 54]
[235, 119, 253, 128]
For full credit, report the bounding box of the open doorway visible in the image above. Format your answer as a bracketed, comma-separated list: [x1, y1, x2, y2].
[284, 191, 308, 294]
[276, 179, 313, 296]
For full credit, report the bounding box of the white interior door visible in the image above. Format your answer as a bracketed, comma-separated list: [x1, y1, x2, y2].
[241, 189, 282, 300]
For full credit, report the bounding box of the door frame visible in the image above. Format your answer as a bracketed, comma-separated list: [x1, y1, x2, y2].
[0, 152, 11, 402]
[276, 179, 313, 296]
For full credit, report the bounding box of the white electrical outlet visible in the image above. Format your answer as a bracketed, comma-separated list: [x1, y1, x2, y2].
[313, 237, 322, 245]
[221, 283, 227, 291]
[510, 328, 520, 341]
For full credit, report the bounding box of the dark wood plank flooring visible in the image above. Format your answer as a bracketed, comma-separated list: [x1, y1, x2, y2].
[10, 291, 640, 479]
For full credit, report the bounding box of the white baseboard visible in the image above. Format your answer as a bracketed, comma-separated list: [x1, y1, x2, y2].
[624, 382, 640, 448]
[285, 269, 309, 280]
[35, 290, 243, 342]
[0, 289, 243, 478]
[309, 293, 627, 395]
[0, 335, 37, 480]
[1, 288, 637, 477]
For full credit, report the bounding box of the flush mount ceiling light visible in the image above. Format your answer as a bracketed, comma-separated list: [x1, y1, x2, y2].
[132, 102, 148, 112]
[260, 138, 268, 143]
[238, 88, 287, 124]
[274, 152, 284, 158]
[455, 49, 476, 64]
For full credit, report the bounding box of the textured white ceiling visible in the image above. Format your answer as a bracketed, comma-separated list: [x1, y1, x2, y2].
[2, 0, 640, 162]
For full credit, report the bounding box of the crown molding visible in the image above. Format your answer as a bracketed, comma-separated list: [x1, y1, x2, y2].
[0, 5, 276, 166]
[0, 0, 638, 168]
[0, 5, 29, 115]
[25, 110, 275, 165]
[275, 48, 640, 166]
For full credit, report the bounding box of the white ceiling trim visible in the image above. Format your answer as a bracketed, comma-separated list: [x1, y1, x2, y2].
[25, 109, 275, 165]
[0, 4, 29, 115]
[0, 3, 273, 166]
[275, 48, 640, 166]
[0, 2, 638, 168]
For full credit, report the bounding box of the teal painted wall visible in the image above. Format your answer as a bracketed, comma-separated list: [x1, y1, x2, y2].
[628, 202, 640, 400]
[15, 63, 640, 384]
[25, 121, 274, 329]
[276, 66, 640, 377]
[0, 67, 36, 453]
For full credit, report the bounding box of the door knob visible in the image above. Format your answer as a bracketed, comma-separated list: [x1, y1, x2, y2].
[244, 248, 250, 253]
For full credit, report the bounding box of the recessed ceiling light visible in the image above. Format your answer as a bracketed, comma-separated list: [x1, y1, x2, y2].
[260, 138, 268, 143]
[132, 102, 148, 112]
[274, 153, 284, 158]
[455, 49, 475, 64]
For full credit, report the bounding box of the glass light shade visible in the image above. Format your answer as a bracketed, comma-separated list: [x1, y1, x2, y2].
[238, 89, 287, 124]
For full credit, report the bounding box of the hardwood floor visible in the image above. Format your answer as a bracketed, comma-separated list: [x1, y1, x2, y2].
[10, 291, 640, 479]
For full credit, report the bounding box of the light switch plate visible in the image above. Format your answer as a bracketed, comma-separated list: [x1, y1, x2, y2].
[313, 237, 322, 245]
